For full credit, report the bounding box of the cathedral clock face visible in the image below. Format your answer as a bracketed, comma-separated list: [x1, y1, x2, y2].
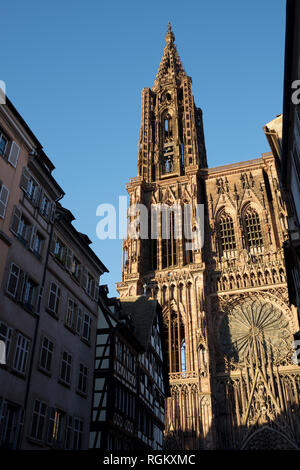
[220, 300, 291, 365]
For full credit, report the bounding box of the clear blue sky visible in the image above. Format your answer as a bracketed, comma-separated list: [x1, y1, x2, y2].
[2, 0, 286, 295]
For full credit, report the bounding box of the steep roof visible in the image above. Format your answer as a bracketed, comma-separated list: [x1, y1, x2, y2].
[120, 295, 159, 350]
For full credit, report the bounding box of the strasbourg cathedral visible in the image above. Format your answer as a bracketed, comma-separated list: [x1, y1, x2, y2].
[116, 24, 300, 450]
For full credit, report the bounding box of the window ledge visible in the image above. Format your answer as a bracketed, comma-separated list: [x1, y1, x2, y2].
[64, 322, 77, 335]
[37, 365, 52, 378]
[76, 389, 88, 399]
[58, 378, 71, 389]
[80, 337, 91, 347]
[11, 368, 27, 380]
[26, 436, 45, 447]
[45, 307, 59, 321]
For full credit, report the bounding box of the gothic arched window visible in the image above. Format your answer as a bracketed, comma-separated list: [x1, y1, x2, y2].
[164, 114, 172, 138]
[164, 309, 185, 373]
[243, 207, 263, 252]
[181, 340, 186, 372]
[217, 211, 236, 258]
[161, 211, 177, 268]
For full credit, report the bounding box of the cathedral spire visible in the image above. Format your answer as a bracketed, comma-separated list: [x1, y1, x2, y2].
[165, 22, 175, 44]
[153, 23, 186, 89]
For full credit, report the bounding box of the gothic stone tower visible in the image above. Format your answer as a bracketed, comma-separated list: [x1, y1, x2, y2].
[117, 25, 300, 450]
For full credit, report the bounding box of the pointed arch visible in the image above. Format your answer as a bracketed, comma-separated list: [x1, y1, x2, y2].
[162, 303, 186, 374]
[216, 209, 236, 259]
[242, 204, 263, 253]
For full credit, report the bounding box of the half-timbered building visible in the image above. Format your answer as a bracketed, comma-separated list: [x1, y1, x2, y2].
[90, 286, 169, 450]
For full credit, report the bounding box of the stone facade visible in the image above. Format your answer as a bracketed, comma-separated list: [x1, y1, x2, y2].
[117, 24, 300, 450]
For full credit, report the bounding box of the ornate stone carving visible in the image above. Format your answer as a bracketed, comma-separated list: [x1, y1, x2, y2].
[220, 299, 291, 365]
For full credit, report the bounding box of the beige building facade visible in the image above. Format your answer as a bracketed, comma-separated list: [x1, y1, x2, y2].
[0, 98, 107, 449]
[117, 24, 300, 450]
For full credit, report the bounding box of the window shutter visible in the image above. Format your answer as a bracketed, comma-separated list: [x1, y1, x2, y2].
[82, 268, 88, 291]
[90, 278, 95, 298]
[50, 202, 56, 223]
[50, 233, 56, 254]
[16, 271, 26, 302]
[66, 248, 73, 271]
[20, 167, 30, 191]
[77, 265, 82, 284]
[62, 246, 67, 266]
[76, 307, 83, 335]
[38, 189, 45, 213]
[34, 186, 42, 207]
[0, 183, 9, 218]
[7, 141, 20, 168]
[0, 400, 8, 442]
[46, 281, 53, 311]
[10, 205, 21, 235]
[29, 225, 37, 251]
[33, 285, 41, 314]
[94, 284, 99, 302]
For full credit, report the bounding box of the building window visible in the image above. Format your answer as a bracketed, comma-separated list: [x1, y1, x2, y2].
[23, 277, 38, 310]
[66, 299, 76, 329]
[162, 155, 174, 174]
[73, 417, 83, 450]
[164, 309, 185, 373]
[71, 257, 81, 280]
[17, 214, 30, 243]
[47, 408, 65, 447]
[48, 282, 60, 315]
[164, 114, 172, 139]
[40, 195, 50, 218]
[77, 364, 88, 394]
[0, 322, 12, 361]
[65, 416, 73, 449]
[39, 337, 54, 372]
[0, 132, 8, 156]
[13, 334, 30, 375]
[86, 273, 94, 296]
[60, 351, 72, 385]
[7, 263, 20, 298]
[82, 313, 92, 342]
[244, 207, 263, 252]
[181, 340, 186, 372]
[161, 211, 177, 269]
[0, 401, 22, 450]
[32, 232, 44, 257]
[26, 177, 38, 202]
[0, 183, 9, 219]
[53, 237, 65, 262]
[30, 400, 47, 441]
[218, 211, 236, 258]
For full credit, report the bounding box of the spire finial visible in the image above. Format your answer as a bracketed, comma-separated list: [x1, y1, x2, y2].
[165, 22, 175, 44]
